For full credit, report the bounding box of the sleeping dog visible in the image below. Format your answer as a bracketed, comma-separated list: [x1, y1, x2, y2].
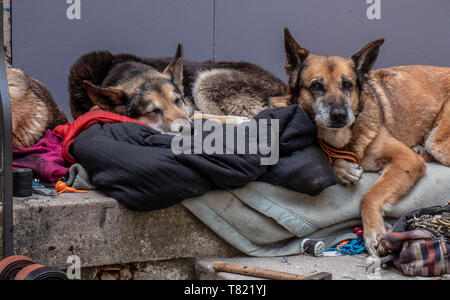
[8, 68, 67, 147]
[69, 45, 287, 132]
[276, 28, 450, 255]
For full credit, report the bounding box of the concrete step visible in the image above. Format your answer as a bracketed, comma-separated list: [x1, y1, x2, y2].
[195, 255, 429, 280]
[0, 191, 240, 271]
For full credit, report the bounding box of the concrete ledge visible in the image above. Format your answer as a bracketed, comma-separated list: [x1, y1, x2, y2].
[0, 191, 240, 269]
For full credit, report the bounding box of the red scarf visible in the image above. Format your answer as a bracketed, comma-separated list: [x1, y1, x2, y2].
[54, 111, 145, 164]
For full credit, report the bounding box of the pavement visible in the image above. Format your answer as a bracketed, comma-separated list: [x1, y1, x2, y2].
[195, 255, 435, 280]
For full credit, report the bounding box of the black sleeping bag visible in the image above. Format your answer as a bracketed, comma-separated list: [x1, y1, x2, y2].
[70, 105, 336, 211]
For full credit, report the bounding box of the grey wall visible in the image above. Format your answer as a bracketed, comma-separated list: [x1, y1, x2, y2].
[12, 0, 450, 119]
[12, 0, 214, 117]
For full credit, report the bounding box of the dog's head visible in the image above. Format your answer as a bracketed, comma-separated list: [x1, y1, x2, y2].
[82, 44, 191, 133]
[279, 28, 384, 130]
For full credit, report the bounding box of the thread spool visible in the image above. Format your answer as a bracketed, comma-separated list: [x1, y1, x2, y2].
[13, 168, 33, 197]
[301, 239, 325, 257]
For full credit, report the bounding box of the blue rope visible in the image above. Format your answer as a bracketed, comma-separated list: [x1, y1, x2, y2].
[319, 237, 367, 255]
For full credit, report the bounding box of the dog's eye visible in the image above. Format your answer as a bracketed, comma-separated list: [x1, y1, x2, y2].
[151, 108, 163, 116]
[342, 80, 353, 90]
[310, 81, 324, 92]
[175, 98, 181, 106]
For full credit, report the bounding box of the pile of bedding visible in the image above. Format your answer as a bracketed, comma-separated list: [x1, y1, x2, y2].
[68, 105, 336, 211]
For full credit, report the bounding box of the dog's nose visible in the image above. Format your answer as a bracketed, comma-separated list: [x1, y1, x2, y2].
[330, 106, 348, 126]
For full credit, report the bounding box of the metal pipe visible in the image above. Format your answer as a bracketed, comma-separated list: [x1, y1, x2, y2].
[0, 0, 14, 258]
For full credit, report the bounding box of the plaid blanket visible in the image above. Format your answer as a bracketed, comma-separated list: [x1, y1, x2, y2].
[377, 206, 449, 277]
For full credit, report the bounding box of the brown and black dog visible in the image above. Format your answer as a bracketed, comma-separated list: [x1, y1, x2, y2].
[277, 28, 450, 255]
[7, 68, 67, 147]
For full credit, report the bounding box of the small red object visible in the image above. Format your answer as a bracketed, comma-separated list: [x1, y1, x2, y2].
[352, 227, 364, 237]
[352, 226, 390, 237]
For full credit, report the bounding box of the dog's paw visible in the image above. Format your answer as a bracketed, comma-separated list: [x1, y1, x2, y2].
[412, 145, 435, 162]
[333, 159, 363, 186]
[364, 226, 386, 256]
[412, 145, 426, 156]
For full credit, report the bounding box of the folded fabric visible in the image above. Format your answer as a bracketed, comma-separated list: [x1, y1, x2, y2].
[182, 163, 450, 257]
[64, 163, 97, 190]
[13, 130, 69, 183]
[54, 110, 144, 164]
[70, 105, 337, 211]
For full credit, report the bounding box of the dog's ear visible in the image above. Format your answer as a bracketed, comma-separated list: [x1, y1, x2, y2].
[163, 43, 184, 92]
[82, 80, 125, 110]
[270, 95, 292, 108]
[284, 28, 309, 90]
[351, 38, 385, 84]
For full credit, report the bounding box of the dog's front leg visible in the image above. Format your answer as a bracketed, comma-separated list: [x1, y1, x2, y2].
[360, 132, 426, 255]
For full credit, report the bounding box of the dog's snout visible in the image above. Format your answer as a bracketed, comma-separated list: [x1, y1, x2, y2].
[330, 106, 348, 126]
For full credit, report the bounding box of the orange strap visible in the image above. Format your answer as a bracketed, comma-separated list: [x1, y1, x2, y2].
[318, 139, 360, 165]
[336, 240, 350, 251]
[55, 181, 88, 195]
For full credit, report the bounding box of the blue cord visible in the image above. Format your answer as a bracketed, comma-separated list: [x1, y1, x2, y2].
[319, 237, 367, 255]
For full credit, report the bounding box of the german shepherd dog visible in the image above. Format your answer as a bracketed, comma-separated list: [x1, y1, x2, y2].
[69, 45, 287, 132]
[279, 28, 450, 255]
[8, 68, 68, 147]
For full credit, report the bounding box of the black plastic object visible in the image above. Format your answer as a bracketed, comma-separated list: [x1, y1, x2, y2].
[0, 255, 35, 280]
[15, 264, 69, 280]
[0, 0, 14, 259]
[12, 168, 33, 197]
